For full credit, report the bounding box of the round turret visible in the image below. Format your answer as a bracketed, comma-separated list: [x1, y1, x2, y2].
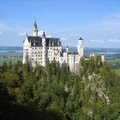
[78, 37, 83, 44]
[77, 37, 84, 57]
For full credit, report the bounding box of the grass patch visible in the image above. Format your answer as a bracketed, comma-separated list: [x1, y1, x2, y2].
[114, 69, 120, 76]
[0, 52, 22, 57]
[107, 58, 120, 64]
[0, 52, 22, 65]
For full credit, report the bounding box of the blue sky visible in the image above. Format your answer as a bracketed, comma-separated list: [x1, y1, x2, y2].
[0, 0, 120, 48]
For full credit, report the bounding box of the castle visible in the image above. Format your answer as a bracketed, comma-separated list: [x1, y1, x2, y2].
[23, 21, 84, 72]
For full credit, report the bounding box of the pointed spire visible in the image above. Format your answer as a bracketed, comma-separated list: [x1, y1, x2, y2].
[42, 31, 46, 38]
[33, 20, 38, 36]
[34, 20, 38, 29]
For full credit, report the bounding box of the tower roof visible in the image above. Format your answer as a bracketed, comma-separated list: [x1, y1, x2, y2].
[79, 37, 83, 40]
[42, 31, 46, 38]
[34, 20, 38, 29]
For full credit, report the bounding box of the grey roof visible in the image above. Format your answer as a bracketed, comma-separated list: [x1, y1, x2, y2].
[27, 36, 61, 47]
[79, 37, 83, 40]
[46, 38, 61, 47]
[28, 36, 42, 46]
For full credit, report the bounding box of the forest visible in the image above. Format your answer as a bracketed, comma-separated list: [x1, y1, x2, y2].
[0, 56, 120, 120]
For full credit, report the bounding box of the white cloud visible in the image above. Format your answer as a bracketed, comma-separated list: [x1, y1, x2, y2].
[87, 12, 120, 32]
[46, 35, 52, 37]
[107, 39, 120, 43]
[0, 21, 7, 31]
[69, 33, 81, 36]
[38, 31, 43, 36]
[38, 30, 52, 37]
[61, 37, 67, 41]
[91, 38, 120, 44]
[0, 20, 29, 34]
[91, 39, 105, 44]
[18, 32, 26, 36]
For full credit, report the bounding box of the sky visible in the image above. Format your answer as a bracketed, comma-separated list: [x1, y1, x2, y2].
[0, 0, 120, 48]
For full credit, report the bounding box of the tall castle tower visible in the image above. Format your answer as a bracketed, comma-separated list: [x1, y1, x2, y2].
[42, 31, 46, 66]
[23, 33, 30, 64]
[77, 37, 84, 57]
[33, 20, 38, 36]
[23, 21, 85, 73]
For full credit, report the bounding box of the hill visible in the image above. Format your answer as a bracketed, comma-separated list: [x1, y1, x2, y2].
[0, 57, 120, 120]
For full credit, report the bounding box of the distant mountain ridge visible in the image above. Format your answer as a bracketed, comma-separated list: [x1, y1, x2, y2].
[0, 46, 120, 56]
[0, 46, 22, 53]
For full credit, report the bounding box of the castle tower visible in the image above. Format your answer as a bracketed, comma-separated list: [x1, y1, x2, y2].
[33, 20, 38, 36]
[23, 33, 31, 64]
[77, 37, 84, 57]
[66, 46, 69, 53]
[42, 31, 46, 66]
[101, 55, 105, 63]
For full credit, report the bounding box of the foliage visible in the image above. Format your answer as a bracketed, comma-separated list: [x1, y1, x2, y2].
[0, 57, 120, 120]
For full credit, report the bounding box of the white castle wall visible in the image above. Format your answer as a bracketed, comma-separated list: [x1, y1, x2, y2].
[23, 22, 84, 72]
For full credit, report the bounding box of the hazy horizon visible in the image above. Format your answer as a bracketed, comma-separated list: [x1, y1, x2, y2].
[0, 0, 120, 48]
